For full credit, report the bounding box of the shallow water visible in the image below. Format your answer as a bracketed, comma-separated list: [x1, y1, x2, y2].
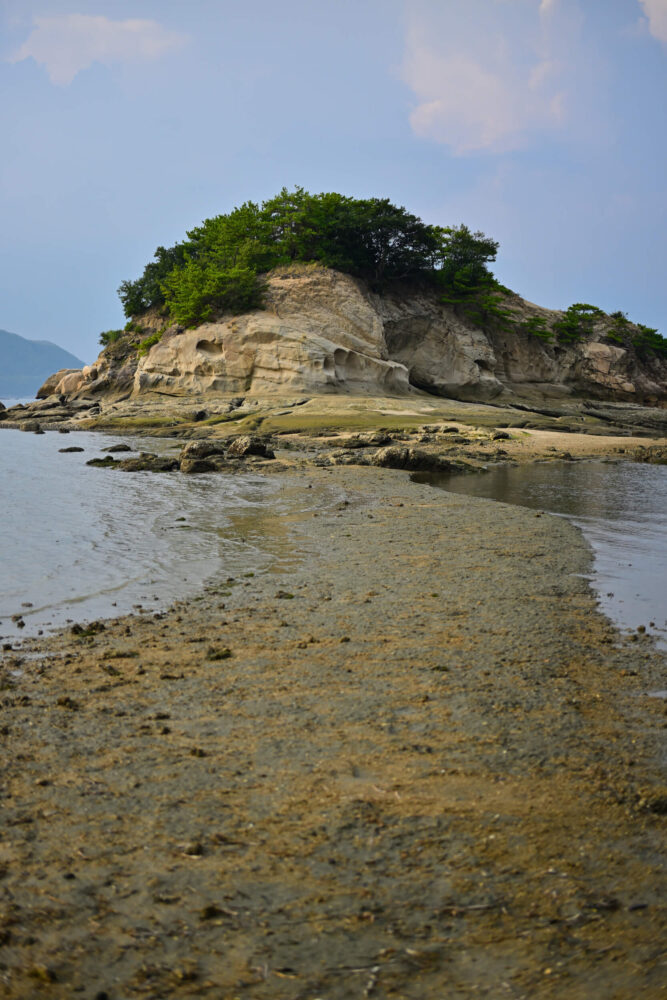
[0, 429, 322, 639]
[414, 460, 667, 648]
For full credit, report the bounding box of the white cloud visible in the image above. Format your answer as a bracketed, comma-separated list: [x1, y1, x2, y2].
[402, 0, 579, 155]
[638, 0, 667, 42]
[10, 14, 186, 85]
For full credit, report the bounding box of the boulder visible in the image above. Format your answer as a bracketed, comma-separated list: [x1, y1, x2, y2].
[370, 446, 468, 473]
[36, 369, 81, 399]
[179, 439, 227, 461]
[226, 435, 275, 459]
[340, 432, 393, 449]
[117, 454, 179, 473]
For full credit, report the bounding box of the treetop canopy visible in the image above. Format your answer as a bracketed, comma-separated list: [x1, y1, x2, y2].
[118, 187, 499, 327]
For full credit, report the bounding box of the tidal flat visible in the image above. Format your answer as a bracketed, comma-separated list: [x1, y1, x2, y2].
[0, 462, 665, 999]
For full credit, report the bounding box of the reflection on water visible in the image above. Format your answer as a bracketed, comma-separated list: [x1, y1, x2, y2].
[414, 460, 667, 647]
[0, 429, 325, 639]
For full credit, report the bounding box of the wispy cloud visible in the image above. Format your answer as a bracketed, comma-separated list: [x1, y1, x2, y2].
[638, 0, 667, 42]
[10, 14, 186, 85]
[402, 0, 583, 155]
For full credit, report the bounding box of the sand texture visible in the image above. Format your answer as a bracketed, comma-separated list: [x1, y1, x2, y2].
[0, 465, 665, 999]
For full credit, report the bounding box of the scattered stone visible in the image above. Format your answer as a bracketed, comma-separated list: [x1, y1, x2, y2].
[183, 841, 204, 857]
[59, 446, 84, 453]
[56, 696, 80, 710]
[207, 647, 232, 660]
[102, 443, 132, 453]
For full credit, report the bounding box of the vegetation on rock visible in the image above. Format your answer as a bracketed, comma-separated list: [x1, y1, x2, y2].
[117, 188, 501, 327]
[114, 187, 667, 360]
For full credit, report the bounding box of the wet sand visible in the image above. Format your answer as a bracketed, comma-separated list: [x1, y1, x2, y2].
[1, 463, 665, 999]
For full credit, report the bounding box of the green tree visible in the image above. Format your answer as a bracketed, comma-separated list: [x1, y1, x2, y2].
[118, 243, 190, 317]
[552, 303, 604, 344]
[162, 261, 263, 327]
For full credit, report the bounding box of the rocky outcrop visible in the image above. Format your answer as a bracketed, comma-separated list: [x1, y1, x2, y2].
[21, 266, 667, 411]
[133, 269, 410, 398]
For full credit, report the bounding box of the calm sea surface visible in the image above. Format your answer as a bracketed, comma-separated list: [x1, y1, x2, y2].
[0, 428, 319, 640]
[414, 459, 667, 648]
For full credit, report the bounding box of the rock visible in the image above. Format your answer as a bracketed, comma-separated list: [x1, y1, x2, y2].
[180, 439, 227, 461]
[134, 268, 411, 398]
[36, 266, 667, 410]
[59, 446, 84, 453]
[370, 446, 469, 473]
[227, 435, 275, 459]
[634, 445, 667, 464]
[36, 369, 81, 398]
[492, 431, 510, 440]
[102, 444, 132, 453]
[117, 453, 179, 473]
[340, 432, 393, 449]
[20, 420, 41, 432]
[180, 458, 217, 474]
[87, 456, 119, 468]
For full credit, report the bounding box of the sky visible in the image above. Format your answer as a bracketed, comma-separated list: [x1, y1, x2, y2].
[1, 0, 667, 362]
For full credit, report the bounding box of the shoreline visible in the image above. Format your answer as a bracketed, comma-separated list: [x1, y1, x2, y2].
[1, 463, 665, 998]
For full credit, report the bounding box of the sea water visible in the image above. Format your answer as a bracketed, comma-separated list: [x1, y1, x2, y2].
[1, 428, 666, 648]
[0, 428, 316, 639]
[414, 459, 667, 648]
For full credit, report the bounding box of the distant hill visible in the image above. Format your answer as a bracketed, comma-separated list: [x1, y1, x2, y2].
[0, 329, 83, 400]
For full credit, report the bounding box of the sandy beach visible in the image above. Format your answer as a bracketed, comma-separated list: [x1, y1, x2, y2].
[1, 459, 665, 999]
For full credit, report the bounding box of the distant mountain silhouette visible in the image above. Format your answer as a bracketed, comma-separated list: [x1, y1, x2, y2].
[0, 329, 83, 399]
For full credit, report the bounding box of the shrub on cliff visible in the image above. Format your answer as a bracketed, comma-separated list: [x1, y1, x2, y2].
[552, 303, 605, 344]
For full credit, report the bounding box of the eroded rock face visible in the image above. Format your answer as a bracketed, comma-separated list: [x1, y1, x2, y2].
[135, 269, 410, 398]
[33, 266, 667, 408]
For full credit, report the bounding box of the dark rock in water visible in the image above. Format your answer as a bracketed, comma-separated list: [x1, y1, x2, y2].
[370, 446, 470, 473]
[102, 444, 132, 453]
[180, 440, 227, 461]
[20, 420, 41, 432]
[227, 435, 275, 459]
[59, 446, 84, 453]
[180, 457, 217, 474]
[58, 428, 70, 434]
[634, 445, 667, 464]
[87, 452, 177, 472]
[117, 453, 179, 473]
[180, 454, 235, 474]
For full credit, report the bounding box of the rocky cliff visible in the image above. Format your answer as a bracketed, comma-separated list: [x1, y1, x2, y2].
[35, 266, 667, 408]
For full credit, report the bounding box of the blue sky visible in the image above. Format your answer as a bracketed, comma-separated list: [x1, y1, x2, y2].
[1, 0, 666, 361]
